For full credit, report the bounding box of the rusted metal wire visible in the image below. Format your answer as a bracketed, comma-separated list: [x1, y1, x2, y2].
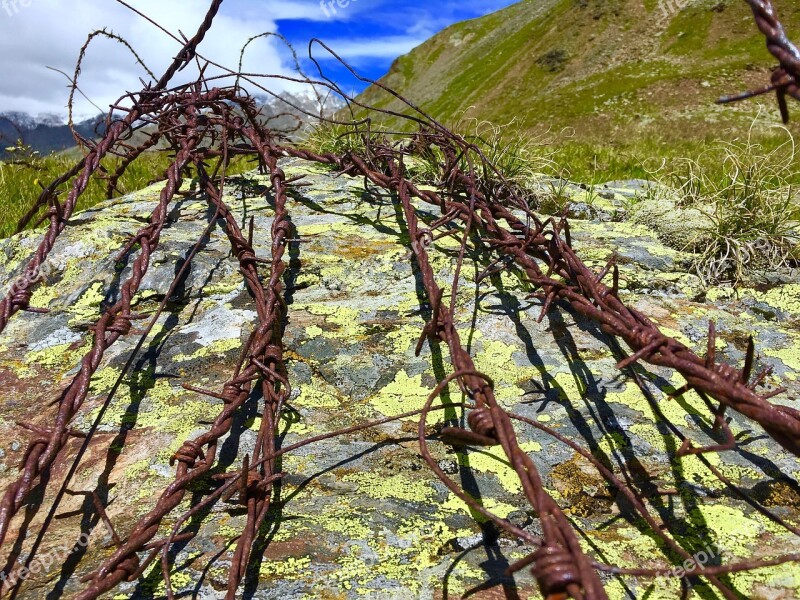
[275, 134, 796, 598]
[2, 1, 800, 598]
[0, 97, 208, 552]
[0, 0, 224, 335]
[280, 140, 800, 459]
[387, 155, 606, 600]
[718, 0, 800, 121]
[70, 110, 293, 599]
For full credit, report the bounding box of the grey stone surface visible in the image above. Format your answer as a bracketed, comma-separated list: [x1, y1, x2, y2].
[0, 160, 798, 599]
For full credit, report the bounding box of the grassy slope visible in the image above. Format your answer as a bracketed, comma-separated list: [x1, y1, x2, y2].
[0, 149, 254, 238]
[356, 0, 800, 180]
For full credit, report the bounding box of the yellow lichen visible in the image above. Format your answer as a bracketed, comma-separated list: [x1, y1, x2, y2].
[296, 376, 343, 409]
[370, 370, 428, 420]
[259, 556, 312, 579]
[341, 472, 433, 503]
[172, 337, 240, 362]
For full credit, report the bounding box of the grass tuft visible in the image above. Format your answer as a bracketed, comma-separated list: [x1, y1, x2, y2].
[407, 115, 555, 202]
[303, 120, 386, 157]
[642, 127, 800, 285]
[0, 142, 252, 239]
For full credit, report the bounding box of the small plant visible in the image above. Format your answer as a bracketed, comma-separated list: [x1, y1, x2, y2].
[3, 139, 42, 169]
[539, 177, 574, 215]
[303, 120, 385, 157]
[407, 114, 555, 201]
[654, 127, 800, 285]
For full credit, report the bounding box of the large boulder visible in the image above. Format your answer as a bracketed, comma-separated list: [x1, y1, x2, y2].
[0, 160, 798, 599]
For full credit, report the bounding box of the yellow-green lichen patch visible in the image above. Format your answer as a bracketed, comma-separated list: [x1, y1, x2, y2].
[597, 431, 629, 455]
[295, 302, 365, 340]
[259, 556, 312, 580]
[313, 503, 372, 539]
[341, 471, 434, 503]
[607, 375, 705, 427]
[65, 281, 106, 326]
[28, 282, 61, 310]
[304, 325, 323, 338]
[136, 402, 212, 460]
[171, 337, 241, 362]
[23, 338, 91, 375]
[331, 517, 463, 595]
[439, 489, 520, 521]
[199, 274, 244, 296]
[763, 343, 800, 375]
[743, 283, 800, 316]
[394, 290, 427, 315]
[384, 319, 423, 354]
[138, 562, 198, 595]
[705, 286, 737, 304]
[0, 234, 35, 272]
[459, 441, 542, 495]
[689, 504, 764, 556]
[728, 561, 800, 598]
[470, 337, 539, 405]
[552, 370, 587, 404]
[295, 376, 343, 409]
[655, 324, 694, 349]
[583, 525, 665, 578]
[370, 369, 428, 420]
[88, 367, 124, 396]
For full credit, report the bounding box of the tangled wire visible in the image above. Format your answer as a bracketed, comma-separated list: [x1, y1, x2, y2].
[0, 1, 799, 598]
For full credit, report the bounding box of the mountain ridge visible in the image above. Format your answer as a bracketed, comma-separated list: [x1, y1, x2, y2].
[0, 90, 344, 159]
[356, 0, 800, 144]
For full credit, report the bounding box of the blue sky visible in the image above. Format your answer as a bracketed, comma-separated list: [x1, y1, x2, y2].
[0, 0, 516, 118]
[271, 0, 516, 91]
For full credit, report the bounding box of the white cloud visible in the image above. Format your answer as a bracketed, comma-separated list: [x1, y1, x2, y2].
[310, 35, 426, 63]
[0, 0, 298, 120]
[0, 0, 518, 120]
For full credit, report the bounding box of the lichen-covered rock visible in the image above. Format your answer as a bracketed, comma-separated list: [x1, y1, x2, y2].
[0, 160, 798, 599]
[628, 190, 710, 252]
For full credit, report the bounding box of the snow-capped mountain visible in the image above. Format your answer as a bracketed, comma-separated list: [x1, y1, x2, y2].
[0, 113, 106, 158]
[0, 89, 346, 158]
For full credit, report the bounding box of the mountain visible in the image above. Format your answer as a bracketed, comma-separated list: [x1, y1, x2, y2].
[0, 113, 106, 158]
[0, 89, 344, 159]
[356, 0, 800, 144]
[251, 89, 347, 134]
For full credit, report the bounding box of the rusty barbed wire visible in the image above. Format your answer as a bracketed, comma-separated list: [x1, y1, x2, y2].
[64, 106, 293, 599]
[387, 153, 607, 600]
[0, 0, 225, 336]
[0, 87, 217, 553]
[718, 0, 800, 121]
[276, 145, 745, 599]
[279, 140, 800, 459]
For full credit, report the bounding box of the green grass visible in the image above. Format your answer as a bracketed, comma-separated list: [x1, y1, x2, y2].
[302, 120, 387, 157]
[648, 133, 800, 285]
[0, 142, 254, 239]
[548, 127, 800, 185]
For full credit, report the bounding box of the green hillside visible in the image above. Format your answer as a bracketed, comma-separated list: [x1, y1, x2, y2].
[356, 0, 800, 176]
